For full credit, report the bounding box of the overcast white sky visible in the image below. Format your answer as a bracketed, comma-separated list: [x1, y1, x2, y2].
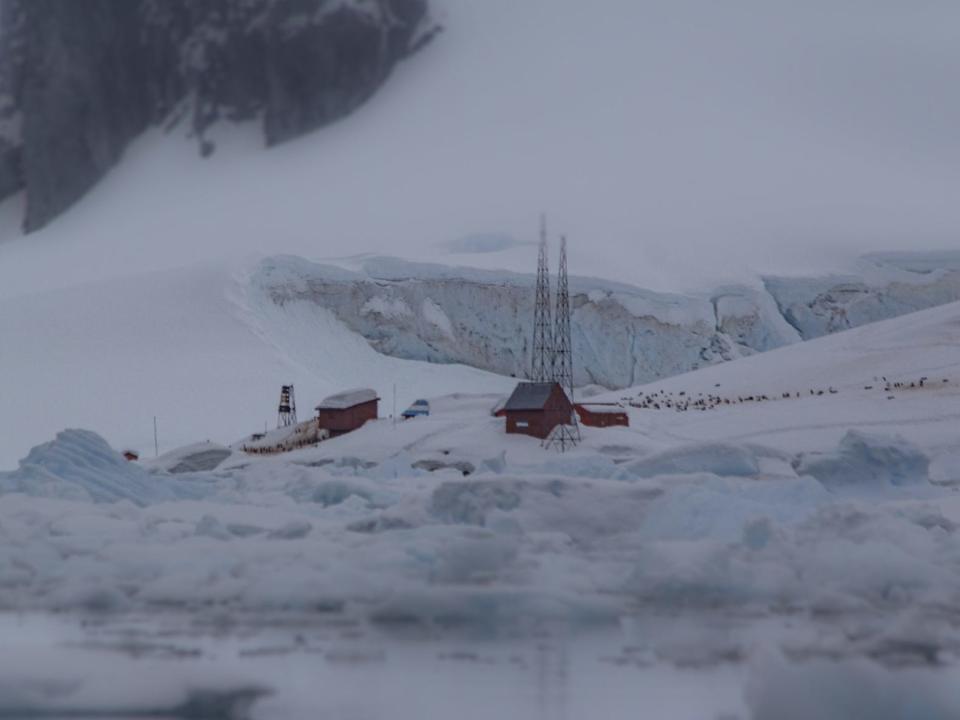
[418, 0, 960, 286]
[0, 0, 958, 292]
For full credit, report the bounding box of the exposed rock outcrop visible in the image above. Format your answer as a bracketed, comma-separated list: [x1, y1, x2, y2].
[0, 0, 432, 232]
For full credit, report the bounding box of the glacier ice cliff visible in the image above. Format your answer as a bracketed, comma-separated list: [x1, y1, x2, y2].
[249, 254, 960, 389]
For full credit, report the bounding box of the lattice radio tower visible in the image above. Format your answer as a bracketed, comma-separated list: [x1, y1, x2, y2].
[277, 384, 297, 428]
[553, 236, 574, 400]
[545, 235, 580, 451]
[530, 215, 554, 382]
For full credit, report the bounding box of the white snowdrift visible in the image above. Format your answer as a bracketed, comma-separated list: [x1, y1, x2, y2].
[618, 442, 769, 479]
[147, 441, 235, 474]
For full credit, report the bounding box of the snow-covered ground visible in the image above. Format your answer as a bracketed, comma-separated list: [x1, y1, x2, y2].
[7, 248, 960, 470]
[1, 0, 959, 466]
[4, 300, 960, 717]
[0, 258, 516, 469]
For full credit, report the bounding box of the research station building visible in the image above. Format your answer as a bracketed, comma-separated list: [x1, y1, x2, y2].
[575, 403, 630, 428]
[500, 382, 573, 440]
[315, 388, 379, 437]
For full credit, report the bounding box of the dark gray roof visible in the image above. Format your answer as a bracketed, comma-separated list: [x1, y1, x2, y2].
[503, 382, 559, 411]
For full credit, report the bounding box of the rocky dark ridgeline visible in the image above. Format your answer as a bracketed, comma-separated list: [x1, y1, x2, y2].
[0, 0, 434, 232]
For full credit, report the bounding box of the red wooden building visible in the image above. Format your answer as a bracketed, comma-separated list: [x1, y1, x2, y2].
[575, 403, 630, 428]
[500, 382, 573, 439]
[315, 388, 379, 437]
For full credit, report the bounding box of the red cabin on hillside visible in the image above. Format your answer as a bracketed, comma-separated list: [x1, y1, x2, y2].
[575, 403, 630, 428]
[315, 388, 379, 437]
[500, 382, 573, 440]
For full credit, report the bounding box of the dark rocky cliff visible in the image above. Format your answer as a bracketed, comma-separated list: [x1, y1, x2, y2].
[0, 0, 433, 233]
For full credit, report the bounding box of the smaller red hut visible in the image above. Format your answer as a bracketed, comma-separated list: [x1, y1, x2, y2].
[315, 388, 379, 437]
[575, 403, 630, 428]
[501, 382, 573, 440]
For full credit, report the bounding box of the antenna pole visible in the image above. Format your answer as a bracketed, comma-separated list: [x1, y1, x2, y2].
[546, 234, 580, 451]
[554, 235, 574, 402]
[153, 416, 159, 458]
[531, 214, 553, 382]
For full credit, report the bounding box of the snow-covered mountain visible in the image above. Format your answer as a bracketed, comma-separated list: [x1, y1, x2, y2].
[2, 0, 958, 291]
[0, 0, 432, 231]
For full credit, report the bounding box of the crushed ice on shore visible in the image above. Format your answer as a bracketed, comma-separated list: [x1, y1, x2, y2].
[2, 422, 958, 623]
[3, 369, 960, 718]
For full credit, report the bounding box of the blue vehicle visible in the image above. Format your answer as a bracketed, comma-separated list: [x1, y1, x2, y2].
[402, 399, 430, 419]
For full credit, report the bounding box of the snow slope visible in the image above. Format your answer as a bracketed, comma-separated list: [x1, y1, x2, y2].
[0, 259, 514, 469]
[600, 296, 960, 459]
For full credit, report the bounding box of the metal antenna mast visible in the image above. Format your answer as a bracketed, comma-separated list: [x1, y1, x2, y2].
[553, 235, 574, 399]
[277, 384, 297, 428]
[530, 215, 553, 382]
[545, 235, 580, 451]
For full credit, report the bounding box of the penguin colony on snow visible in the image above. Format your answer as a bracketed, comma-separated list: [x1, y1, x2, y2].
[623, 376, 951, 413]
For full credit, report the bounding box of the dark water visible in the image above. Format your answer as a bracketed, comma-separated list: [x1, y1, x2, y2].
[0, 612, 753, 720]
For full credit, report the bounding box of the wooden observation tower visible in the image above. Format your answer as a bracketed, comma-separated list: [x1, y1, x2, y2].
[278, 384, 297, 428]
